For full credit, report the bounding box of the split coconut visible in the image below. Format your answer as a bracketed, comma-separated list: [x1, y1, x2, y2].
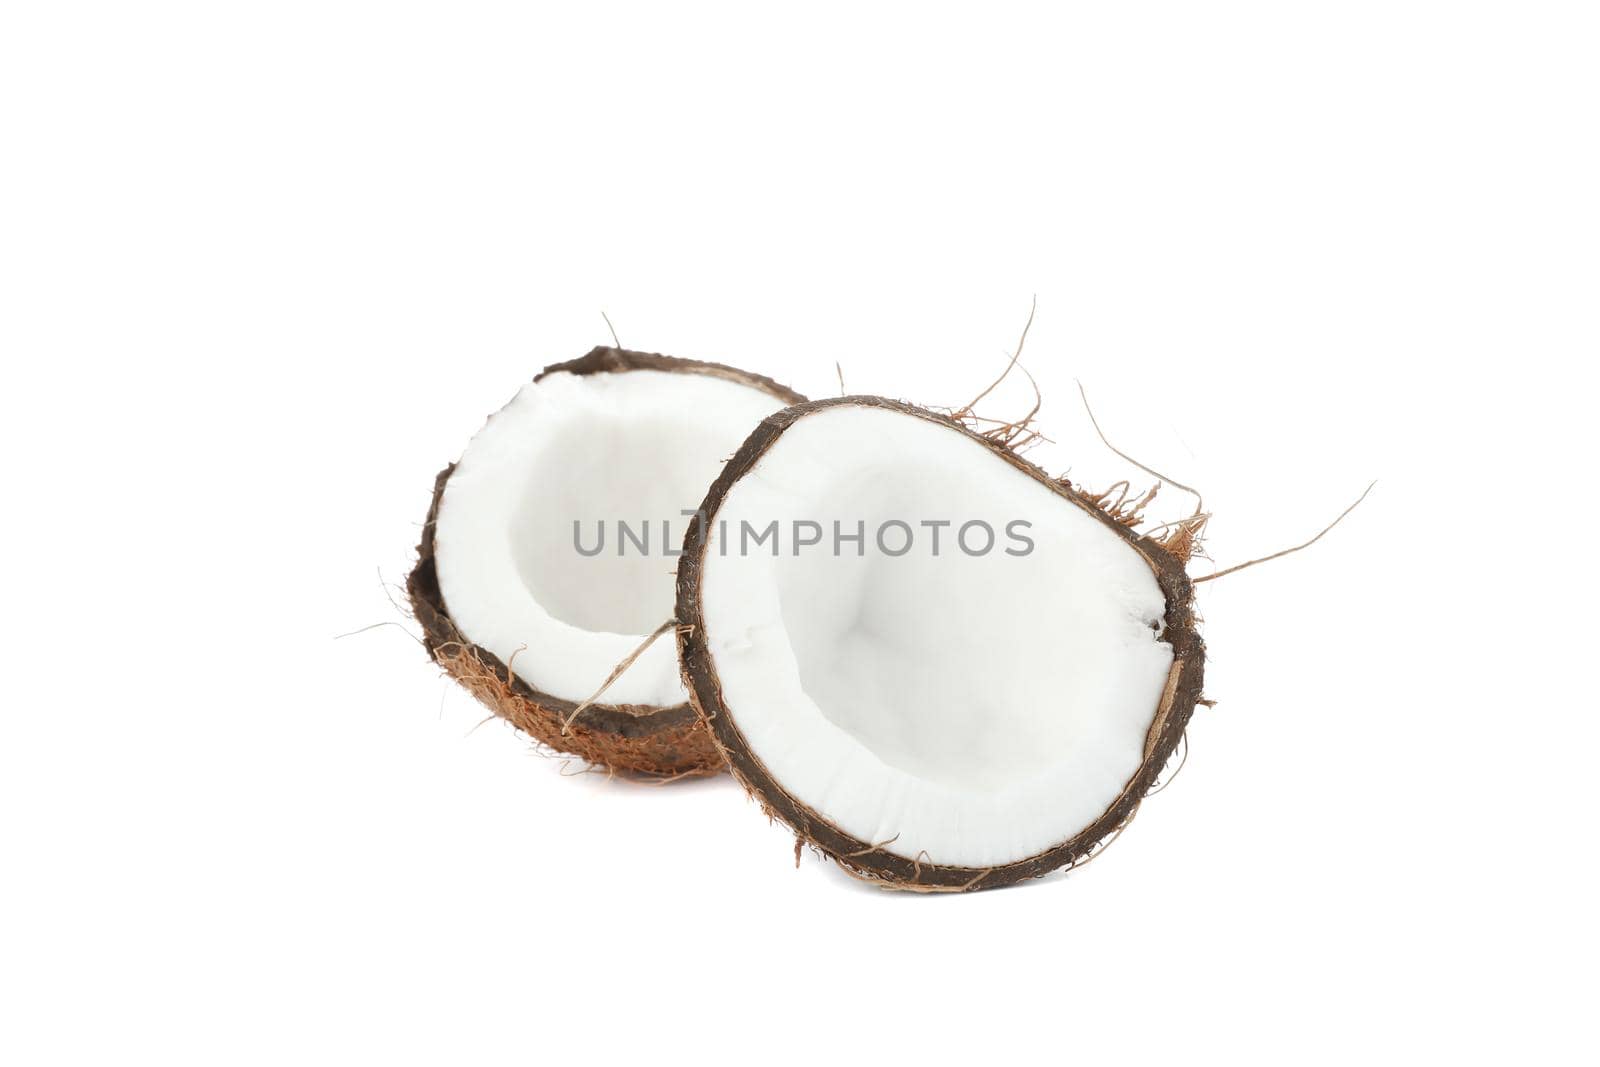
[675, 397, 1205, 890]
[408, 346, 804, 776]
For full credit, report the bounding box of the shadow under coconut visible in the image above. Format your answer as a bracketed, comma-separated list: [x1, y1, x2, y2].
[529, 749, 746, 796]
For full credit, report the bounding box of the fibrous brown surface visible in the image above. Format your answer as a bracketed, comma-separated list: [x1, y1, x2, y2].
[407, 346, 805, 778]
[675, 396, 1206, 887]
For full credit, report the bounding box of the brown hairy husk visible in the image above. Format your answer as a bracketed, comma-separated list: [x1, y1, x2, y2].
[408, 346, 805, 778]
[675, 395, 1206, 888]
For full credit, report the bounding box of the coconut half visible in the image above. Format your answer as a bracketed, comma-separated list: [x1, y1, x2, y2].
[408, 346, 804, 776]
[675, 397, 1204, 889]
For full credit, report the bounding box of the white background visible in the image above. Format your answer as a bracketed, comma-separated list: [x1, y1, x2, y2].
[3, 3, 1596, 1064]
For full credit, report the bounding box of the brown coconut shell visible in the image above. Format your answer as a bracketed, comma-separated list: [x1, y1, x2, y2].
[675, 396, 1206, 887]
[408, 346, 806, 778]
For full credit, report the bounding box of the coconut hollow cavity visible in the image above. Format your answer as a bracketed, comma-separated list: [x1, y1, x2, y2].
[409, 346, 804, 777]
[675, 397, 1204, 889]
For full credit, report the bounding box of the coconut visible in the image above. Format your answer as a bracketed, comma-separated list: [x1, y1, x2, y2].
[675, 396, 1205, 889]
[408, 346, 805, 777]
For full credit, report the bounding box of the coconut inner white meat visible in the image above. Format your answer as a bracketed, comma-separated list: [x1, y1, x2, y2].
[697, 405, 1175, 868]
[434, 368, 787, 708]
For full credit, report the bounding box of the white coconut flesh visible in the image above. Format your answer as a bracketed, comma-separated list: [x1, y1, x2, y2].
[433, 368, 789, 708]
[697, 405, 1177, 869]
